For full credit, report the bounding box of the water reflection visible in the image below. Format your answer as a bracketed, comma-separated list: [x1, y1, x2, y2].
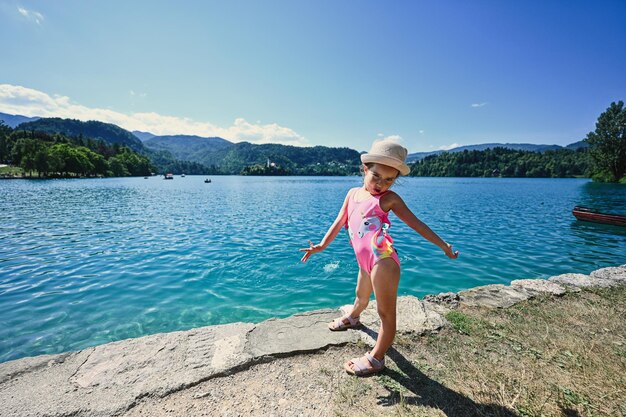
[576, 182, 626, 214]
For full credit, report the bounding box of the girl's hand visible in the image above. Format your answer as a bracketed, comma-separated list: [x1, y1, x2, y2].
[444, 243, 459, 259]
[299, 240, 324, 262]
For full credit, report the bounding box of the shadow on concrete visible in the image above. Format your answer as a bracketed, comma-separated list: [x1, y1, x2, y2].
[359, 327, 519, 417]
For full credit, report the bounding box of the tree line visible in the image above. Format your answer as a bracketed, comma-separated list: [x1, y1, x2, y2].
[241, 161, 359, 176]
[410, 147, 591, 178]
[0, 125, 154, 177]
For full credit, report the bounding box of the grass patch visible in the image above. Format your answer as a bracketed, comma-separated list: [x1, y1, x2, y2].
[0, 165, 23, 176]
[332, 285, 626, 416]
[445, 310, 477, 335]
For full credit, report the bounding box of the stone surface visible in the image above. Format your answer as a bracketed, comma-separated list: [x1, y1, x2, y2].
[246, 309, 358, 357]
[1, 324, 256, 417]
[459, 284, 532, 309]
[0, 307, 371, 417]
[422, 292, 460, 314]
[510, 279, 566, 296]
[591, 265, 626, 284]
[549, 273, 613, 288]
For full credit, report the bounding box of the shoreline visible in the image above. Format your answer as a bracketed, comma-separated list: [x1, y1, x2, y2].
[1, 265, 624, 416]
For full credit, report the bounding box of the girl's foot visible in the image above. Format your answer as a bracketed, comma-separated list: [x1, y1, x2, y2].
[344, 353, 385, 376]
[328, 314, 361, 331]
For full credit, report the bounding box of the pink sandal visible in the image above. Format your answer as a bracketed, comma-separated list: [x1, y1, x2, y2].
[344, 353, 385, 376]
[328, 314, 361, 331]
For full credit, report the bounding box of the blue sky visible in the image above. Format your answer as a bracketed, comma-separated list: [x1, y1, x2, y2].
[1, 1, 625, 152]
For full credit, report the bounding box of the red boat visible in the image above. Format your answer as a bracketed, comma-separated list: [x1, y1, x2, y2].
[572, 206, 626, 227]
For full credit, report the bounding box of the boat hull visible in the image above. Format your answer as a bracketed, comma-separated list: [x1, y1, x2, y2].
[572, 206, 626, 227]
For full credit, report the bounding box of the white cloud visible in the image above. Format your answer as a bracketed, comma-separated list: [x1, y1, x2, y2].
[18, 7, 44, 25]
[419, 130, 424, 134]
[438, 143, 460, 151]
[471, 102, 487, 108]
[0, 84, 308, 146]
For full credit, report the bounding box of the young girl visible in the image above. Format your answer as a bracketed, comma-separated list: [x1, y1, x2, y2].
[300, 139, 458, 376]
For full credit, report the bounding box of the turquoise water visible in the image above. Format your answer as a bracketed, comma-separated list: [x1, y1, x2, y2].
[1, 176, 625, 362]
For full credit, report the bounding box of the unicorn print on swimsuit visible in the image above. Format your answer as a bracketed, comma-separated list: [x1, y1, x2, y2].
[349, 210, 395, 263]
[355, 212, 381, 238]
[371, 222, 394, 260]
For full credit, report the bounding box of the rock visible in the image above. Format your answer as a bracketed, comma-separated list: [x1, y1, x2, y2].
[548, 273, 613, 288]
[422, 292, 460, 314]
[590, 265, 626, 285]
[459, 284, 531, 309]
[246, 310, 358, 357]
[396, 296, 447, 335]
[71, 322, 254, 394]
[510, 279, 566, 296]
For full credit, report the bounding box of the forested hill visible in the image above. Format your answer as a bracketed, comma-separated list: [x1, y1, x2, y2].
[410, 147, 590, 178]
[406, 142, 588, 162]
[144, 135, 233, 163]
[3, 116, 360, 175]
[17, 118, 143, 152]
[219, 142, 360, 175]
[0, 112, 40, 128]
[143, 135, 361, 175]
[132, 130, 156, 142]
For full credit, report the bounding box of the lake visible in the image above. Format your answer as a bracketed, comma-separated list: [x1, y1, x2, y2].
[1, 176, 625, 363]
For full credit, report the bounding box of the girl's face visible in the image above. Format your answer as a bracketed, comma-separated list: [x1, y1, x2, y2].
[363, 163, 399, 195]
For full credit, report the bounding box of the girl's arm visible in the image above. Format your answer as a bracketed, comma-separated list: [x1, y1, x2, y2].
[300, 191, 351, 262]
[384, 192, 459, 259]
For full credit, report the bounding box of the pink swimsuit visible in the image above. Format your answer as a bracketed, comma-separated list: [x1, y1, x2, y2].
[345, 187, 400, 273]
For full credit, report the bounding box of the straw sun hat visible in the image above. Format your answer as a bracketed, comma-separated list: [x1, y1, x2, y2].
[360, 140, 410, 176]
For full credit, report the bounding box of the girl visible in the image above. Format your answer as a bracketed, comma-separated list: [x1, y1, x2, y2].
[300, 139, 458, 376]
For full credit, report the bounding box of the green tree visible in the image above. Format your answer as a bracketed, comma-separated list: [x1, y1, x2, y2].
[48, 143, 75, 176]
[586, 101, 626, 182]
[0, 121, 12, 163]
[108, 156, 129, 176]
[35, 146, 50, 177]
[12, 138, 41, 176]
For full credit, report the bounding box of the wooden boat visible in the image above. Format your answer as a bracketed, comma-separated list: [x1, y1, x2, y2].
[204, 178, 211, 183]
[572, 206, 626, 227]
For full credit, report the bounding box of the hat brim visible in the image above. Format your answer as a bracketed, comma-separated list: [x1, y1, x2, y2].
[361, 154, 410, 176]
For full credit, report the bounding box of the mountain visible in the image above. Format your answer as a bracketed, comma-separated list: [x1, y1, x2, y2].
[407, 142, 581, 162]
[132, 130, 157, 142]
[565, 140, 589, 150]
[217, 142, 360, 174]
[144, 135, 234, 163]
[0, 112, 40, 128]
[16, 118, 144, 152]
[144, 135, 361, 173]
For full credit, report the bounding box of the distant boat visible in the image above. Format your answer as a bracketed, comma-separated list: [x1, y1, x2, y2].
[181, 173, 186, 177]
[572, 206, 626, 227]
[204, 178, 211, 183]
[164, 173, 174, 180]
[144, 176, 148, 179]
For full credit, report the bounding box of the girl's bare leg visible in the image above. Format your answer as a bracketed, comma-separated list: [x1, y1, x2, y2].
[369, 257, 400, 361]
[347, 268, 373, 320]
